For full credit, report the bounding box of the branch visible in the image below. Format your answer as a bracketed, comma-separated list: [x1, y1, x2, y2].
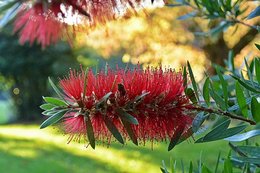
[187, 106, 256, 125]
[232, 23, 259, 56]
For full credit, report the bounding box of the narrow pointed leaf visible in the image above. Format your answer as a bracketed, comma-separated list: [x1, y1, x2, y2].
[196, 119, 231, 143]
[121, 119, 138, 145]
[185, 88, 197, 104]
[255, 58, 260, 84]
[42, 109, 60, 116]
[43, 97, 67, 106]
[231, 156, 260, 164]
[96, 92, 112, 107]
[192, 112, 207, 133]
[133, 92, 150, 103]
[103, 116, 124, 144]
[0, 0, 20, 13]
[235, 82, 248, 117]
[225, 129, 260, 142]
[40, 103, 56, 111]
[247, 6, 260, 19]
[209, 90, 226, 110]
[40, 110, 67, 129]
[251, 97, 260, 123]
[183, 66, 187, 87]
[196, 123, 247, 143]
[168, 125, 184, 151]
[86, 116, 95, 149]
[228, 50, 235, 71]
[203, 77, 210, 106]
[116, 108, 138, 125]
[244, 58, 253, 81]
[0, 2, 20, 28]
[48, 77, 65, 100]
[216, 67, 228, 107]
[236, 146, 260, 158]
[187, 61, 199, 100]
[231, 75, 260, 93]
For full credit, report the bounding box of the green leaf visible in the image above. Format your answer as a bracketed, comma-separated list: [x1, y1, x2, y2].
[231, 156, 260, 164]
[209, 90, 226, 110]
[225, 129, 260, 142]
[85, 115, 95, 149]
[216, 67, 228, 108]
[42, 109, 58, 116]
[0, 0, 19, 13]
[133, 92, 150, 103]
[40, 110, 67, 129]
[247, 6, 260, 20]
[231, 75, 260, 93]
[116, 108, 138, 125]
[0, 2, 20, 28]
[255, 58, 260, 84]
[192, 112, 207, 133]
[224, 158, 233, 173]
[227, 50, 235, 72]
[235, 82, 248, 118]
[183, 65, 187, 87]
[48, 77, 65, 100]
[196, 123, 247, 143]
[177, 127, 193, 145]
[96, 92, 112, 107]
[196, 119, 230, 143]
[43, 97, 67, 107]
[203, 77, 210, 106]
[40, 103, 56, 111]
[121, 119, 138, 145]
[251, 97, 260, 123]
[168, 125, 184, 151]
[244, 58, 253, 82]
[187, 61, 199, 101]
[103, 116, 124, 144]
[236, 146, 260, 158]
[185, 88, 198, 104]
[209, 21, 231, 36]
[228, 97, 251, 112]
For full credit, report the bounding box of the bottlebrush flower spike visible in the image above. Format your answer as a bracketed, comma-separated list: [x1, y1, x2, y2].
[41, 66, 194, 150]
[12, 0, 162, 47]
[14, 2, 66, 48]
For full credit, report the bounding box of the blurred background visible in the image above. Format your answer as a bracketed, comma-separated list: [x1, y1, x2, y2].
[0, 2, 259, 173]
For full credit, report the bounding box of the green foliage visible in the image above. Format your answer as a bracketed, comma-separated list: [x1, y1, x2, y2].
[168, 0, 259, 35]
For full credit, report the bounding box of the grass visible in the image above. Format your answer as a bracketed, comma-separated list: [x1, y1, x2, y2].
[0, 124, 230, 173]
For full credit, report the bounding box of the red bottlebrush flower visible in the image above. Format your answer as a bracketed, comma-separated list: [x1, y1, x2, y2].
[58, 66, 194, 146]
[13, 3, 65, 48]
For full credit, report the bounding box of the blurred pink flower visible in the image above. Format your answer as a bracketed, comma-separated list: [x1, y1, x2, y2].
[14, 3, 65, 48]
